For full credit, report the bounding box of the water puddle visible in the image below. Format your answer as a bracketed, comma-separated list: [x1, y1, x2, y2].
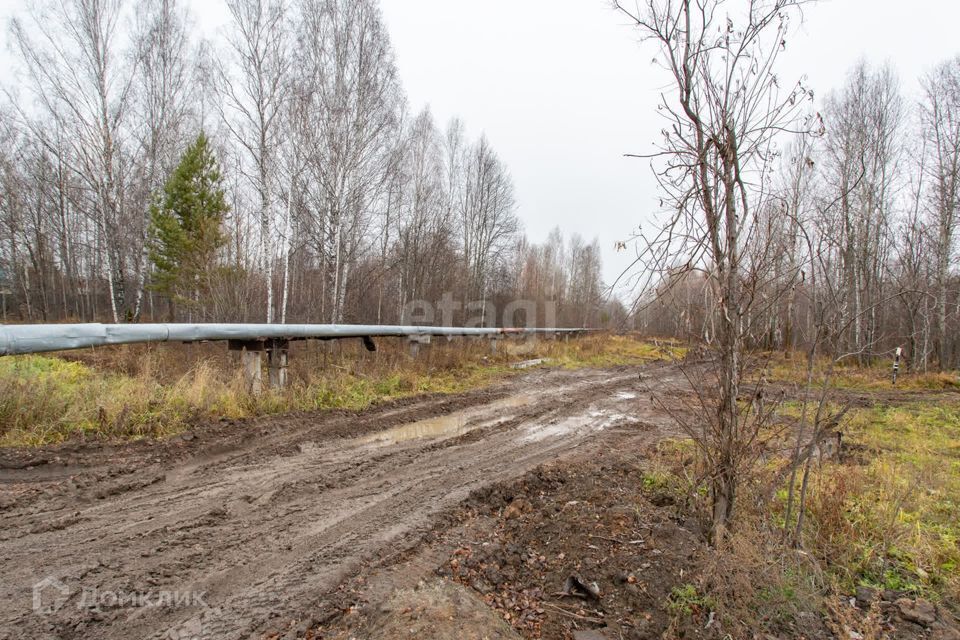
[521, 408, 636, 442]
[522, 415, 590, 442]
[615, 391, 637, 400]
[362, 394, 534, 446]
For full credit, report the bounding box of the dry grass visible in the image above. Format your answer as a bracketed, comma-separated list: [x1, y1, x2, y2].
[0, 356, 249, 445]
[642, 438, 828, 635]
[825, 594, 885, 640]
[796, 401, 960, 603]
[770, 396, 960, 603]
[0, 333, 678, 447]
[643, 357, 960, 632]
[766, 352, 960, 391]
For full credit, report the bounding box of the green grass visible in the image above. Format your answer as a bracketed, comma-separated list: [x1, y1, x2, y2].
[0, 355, 249, 446]
[668, 583, 714, 616]
[645, 362, 959, 628]
[796, 400, 960, 603]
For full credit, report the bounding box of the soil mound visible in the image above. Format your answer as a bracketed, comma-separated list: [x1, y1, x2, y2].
[361, 579, 521, 640]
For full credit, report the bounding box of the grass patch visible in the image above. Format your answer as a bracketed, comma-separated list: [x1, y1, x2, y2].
[765, 353, 960, 391]
[668, 583, 713, 616]
[798, 401, 960, 603]
[644, 359, 959, 631]
[546, 334, 686, 368]
[0, 333, 673, 447]
[768, 396, 960, 603]
[0, 356, 248, 446]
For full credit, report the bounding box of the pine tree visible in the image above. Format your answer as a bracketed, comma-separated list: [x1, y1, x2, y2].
[148, 132, 229, 316]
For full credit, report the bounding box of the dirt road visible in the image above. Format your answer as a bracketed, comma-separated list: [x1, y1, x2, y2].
[0, 363, 682, 640]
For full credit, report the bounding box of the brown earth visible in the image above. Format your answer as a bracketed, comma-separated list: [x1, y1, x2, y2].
[0, 363, 682, 640]
[348, 579, 522, 640]
[319, 452, 710, 640]
[5, 362, 955, 640]
[319, 410, 959, 640]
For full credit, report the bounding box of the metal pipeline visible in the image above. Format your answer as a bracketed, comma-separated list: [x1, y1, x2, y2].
[0, 323, 590, 356]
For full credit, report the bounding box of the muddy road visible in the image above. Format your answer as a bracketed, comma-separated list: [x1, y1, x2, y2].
[0, 363, 682, 639]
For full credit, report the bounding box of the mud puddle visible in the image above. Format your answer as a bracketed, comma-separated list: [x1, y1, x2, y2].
[521, 407, 638, 443]
[362, 393, 535, 445]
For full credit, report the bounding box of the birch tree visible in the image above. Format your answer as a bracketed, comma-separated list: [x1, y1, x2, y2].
[460, 135, 519, 319]
[11, 0, 135, 323]
[394, 109, 453, 320]
[297, 0, 401, 323]
[0, 0, 540, 325]
[921, 58, 960, 370]
[822, 62, 904, 362]
[130, 0, 194, 320]
[217, 0, 289, 323]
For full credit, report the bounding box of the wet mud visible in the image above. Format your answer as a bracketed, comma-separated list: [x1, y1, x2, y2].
[0, 363, 683, 640]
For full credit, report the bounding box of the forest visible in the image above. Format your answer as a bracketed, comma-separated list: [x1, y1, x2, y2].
[0, 0, 614, 329]
[4, 0, 955, 376]
[634, 57, 960, 372]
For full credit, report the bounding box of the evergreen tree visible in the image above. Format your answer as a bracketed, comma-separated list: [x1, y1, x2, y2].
[148, 132, 229, 315]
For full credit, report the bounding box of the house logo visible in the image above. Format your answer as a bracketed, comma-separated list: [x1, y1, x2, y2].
[32, 576, 71, 614]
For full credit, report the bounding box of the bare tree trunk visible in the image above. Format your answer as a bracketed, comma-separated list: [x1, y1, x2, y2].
[617, 0, 812, 538]
[263, 177, 274, 323]
[280, 172, 293, 323]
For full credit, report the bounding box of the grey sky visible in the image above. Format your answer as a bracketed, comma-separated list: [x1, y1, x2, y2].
[3, 0, 959, 294]
[375, 0, 960, 292]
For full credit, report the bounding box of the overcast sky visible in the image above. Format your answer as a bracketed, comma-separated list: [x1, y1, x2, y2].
[374, 0, 960, 293]
[3, 0, 959, 294]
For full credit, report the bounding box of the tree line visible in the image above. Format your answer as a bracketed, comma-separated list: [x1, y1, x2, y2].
[0, 0, 615, 328]
[616, 0, 959, 537]
[633, 57, 960, 372]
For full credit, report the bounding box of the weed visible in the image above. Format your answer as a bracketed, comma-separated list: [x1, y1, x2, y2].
[667, 583, 709, 616]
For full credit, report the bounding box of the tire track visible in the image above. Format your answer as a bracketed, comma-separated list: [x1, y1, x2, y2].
[0, 364, 682, 640]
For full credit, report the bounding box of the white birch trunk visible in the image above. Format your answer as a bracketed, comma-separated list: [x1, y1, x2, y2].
[280, 172, 293, 324]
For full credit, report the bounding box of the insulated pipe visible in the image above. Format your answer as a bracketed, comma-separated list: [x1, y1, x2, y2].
[0, 323, 591, 356]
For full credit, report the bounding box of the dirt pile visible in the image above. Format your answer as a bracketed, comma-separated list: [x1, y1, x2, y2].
[352, 579, 521, 640]
[438, 460, 706, 639]
[842, 587, 960, 640]
[320, 445, 958, 640]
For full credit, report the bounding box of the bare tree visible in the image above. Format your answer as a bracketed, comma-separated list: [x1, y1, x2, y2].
[920, 57, 960, 370]
[891, 142, 934, 371]
[822, 62, 904, 363]
[460, 135, 519, 323]
[0, 0, 580, 326]
[11, 0, 136, 323]
[616, 0, 815, 536]
[394, 108, 455, 320]
[216, 0, 290, 323]
[129, 0, 195, 320]
[296, 0, 402, 323]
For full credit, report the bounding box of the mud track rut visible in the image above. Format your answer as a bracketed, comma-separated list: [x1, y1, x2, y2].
[0, 364, 681, 640]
